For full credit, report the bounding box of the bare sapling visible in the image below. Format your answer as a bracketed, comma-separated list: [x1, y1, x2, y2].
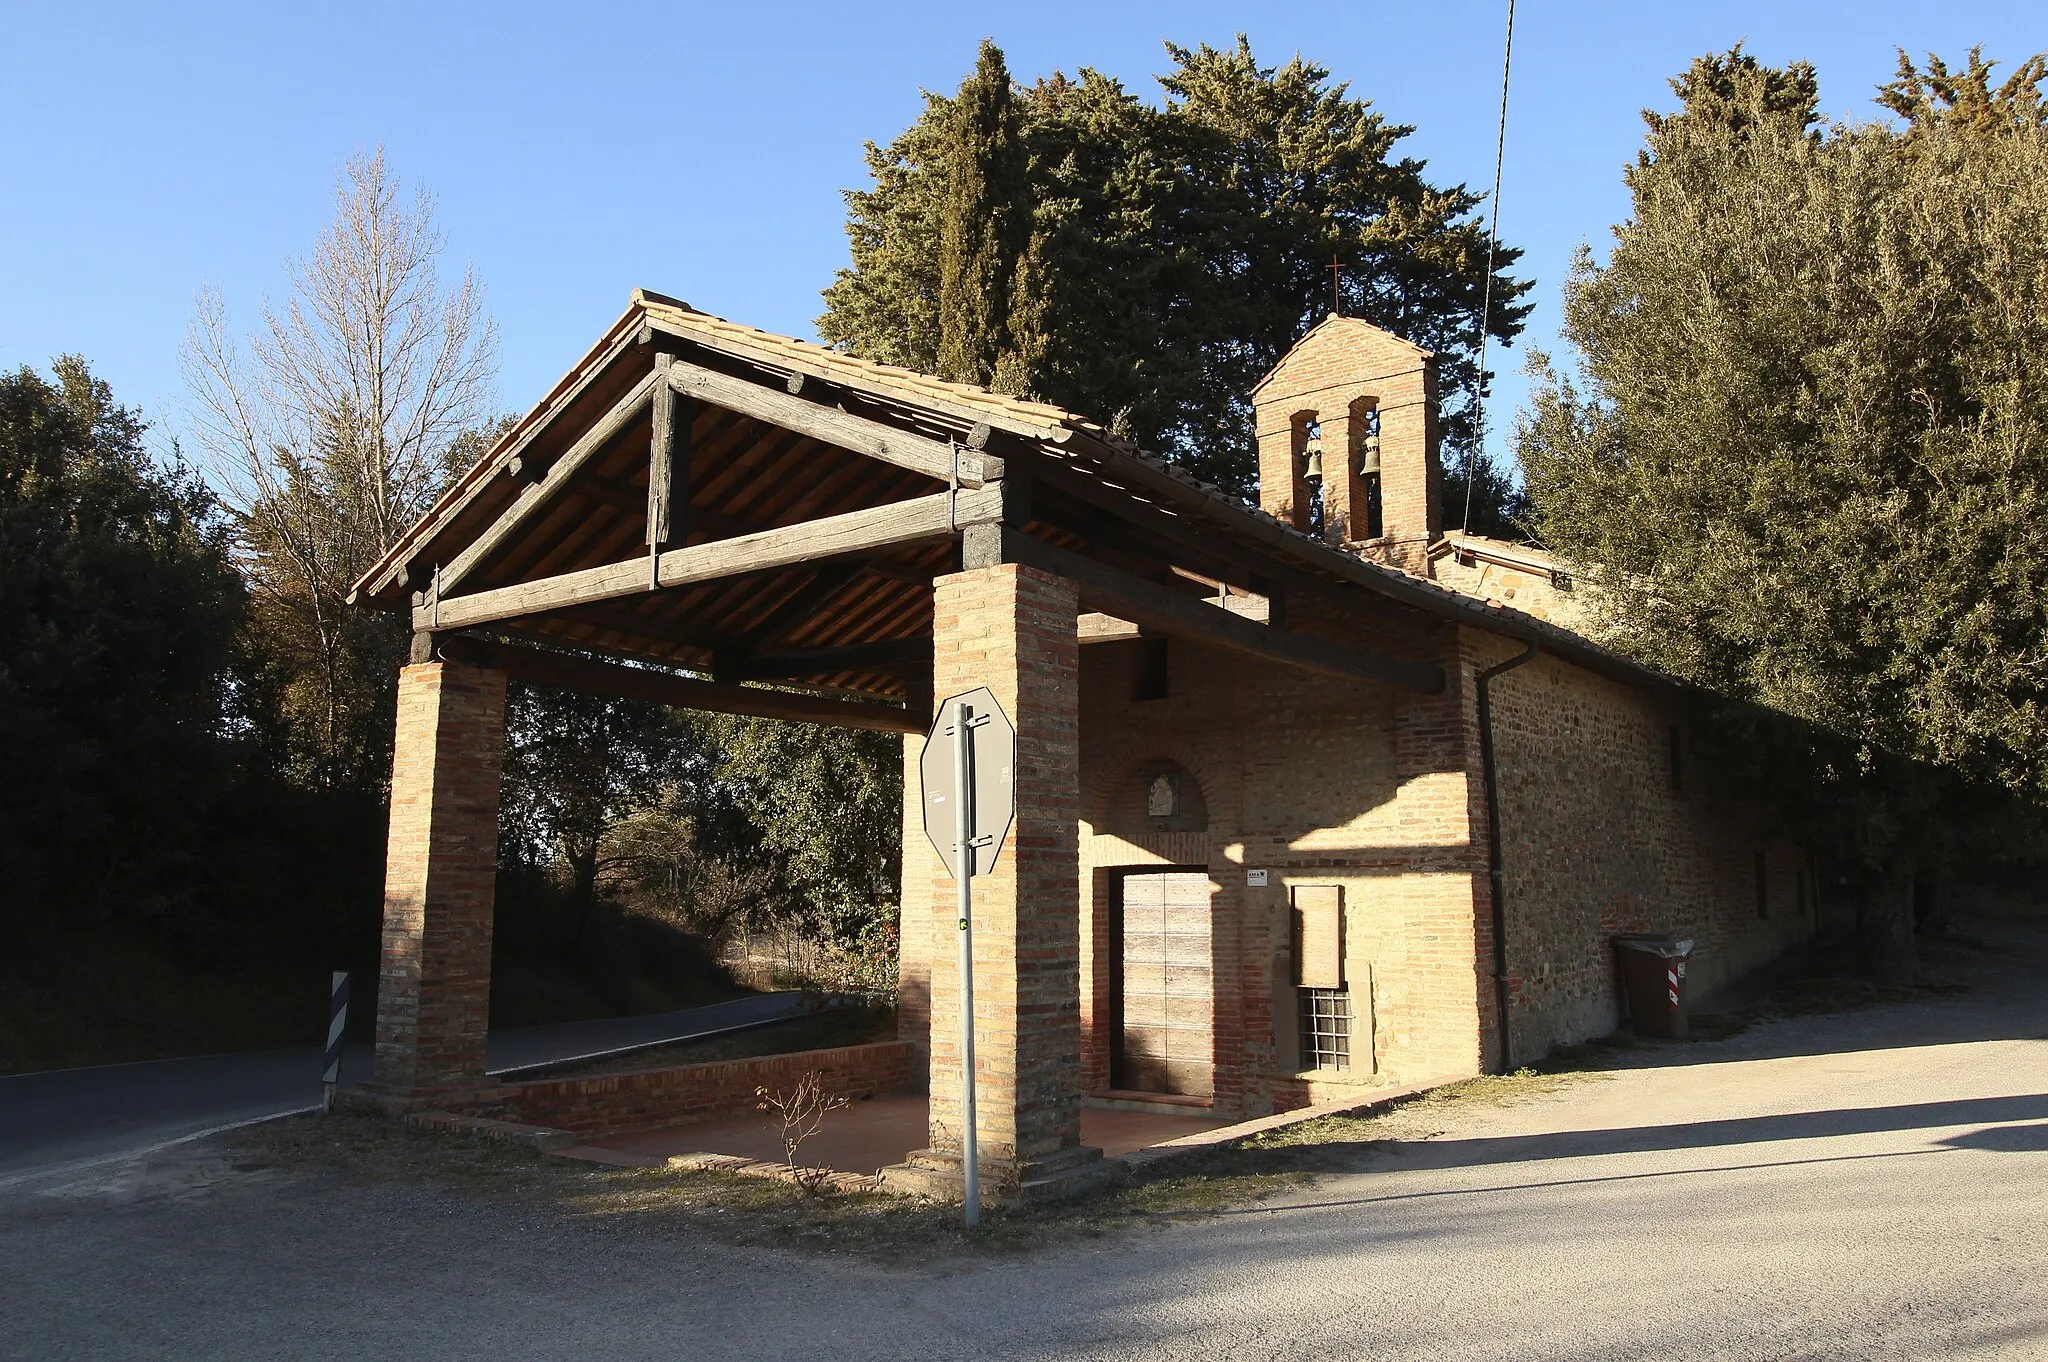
[755, 1071, 850, 1194]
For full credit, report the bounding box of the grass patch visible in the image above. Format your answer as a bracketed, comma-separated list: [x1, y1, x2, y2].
[226, 1054, 1616, 1254]
[231, 1108, 1110, 1261]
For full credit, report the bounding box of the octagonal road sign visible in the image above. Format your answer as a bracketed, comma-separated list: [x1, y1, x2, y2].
[920, 686, 1017, 880]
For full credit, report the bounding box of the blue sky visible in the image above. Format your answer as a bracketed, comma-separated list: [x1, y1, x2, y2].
[4, 1, 2039, 475]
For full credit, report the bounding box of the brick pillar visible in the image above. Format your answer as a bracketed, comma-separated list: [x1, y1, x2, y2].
[1375, 361, 1441, 573]
[1257, 410, 1311, 531]
[1323, 399, 1370, 545]
[896, 730, 933, 1072]
[372, 660, 508, 1096]
[881, 564, 1110, 1204]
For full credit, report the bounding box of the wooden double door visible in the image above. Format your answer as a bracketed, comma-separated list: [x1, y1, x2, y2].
[1112, 870, 1215, 1096]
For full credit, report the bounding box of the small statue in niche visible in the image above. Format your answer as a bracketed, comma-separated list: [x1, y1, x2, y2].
[1146, 771, 1181, 818]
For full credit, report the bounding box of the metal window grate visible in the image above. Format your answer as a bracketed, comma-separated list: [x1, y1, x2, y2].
[1298, 988, 1352, 1072]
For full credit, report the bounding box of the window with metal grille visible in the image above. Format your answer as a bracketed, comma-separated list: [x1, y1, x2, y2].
[1298, 987, 1352, 1071]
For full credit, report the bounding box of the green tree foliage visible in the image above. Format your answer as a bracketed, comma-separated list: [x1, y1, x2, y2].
[0, 359, 245, 931]
[699, 716, 904, 946]
[821, 37, 1531, 499]
[1520, 47, 2048, 881]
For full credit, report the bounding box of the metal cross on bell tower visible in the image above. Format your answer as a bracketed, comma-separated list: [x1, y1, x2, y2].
[1329, 253, 1346, 316]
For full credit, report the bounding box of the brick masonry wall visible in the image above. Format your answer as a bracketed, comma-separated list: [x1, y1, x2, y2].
[374, 661, 508, 1095]
[1479, 635, 1815, 1059]
[1076, 596, 1492, 1114]
[920, 564, 1086, 1169]
[475, 1041, 913, 1140]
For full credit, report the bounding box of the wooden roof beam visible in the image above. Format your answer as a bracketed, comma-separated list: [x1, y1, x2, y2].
[420, 483, 1009, 633]
[974, 526, 1444, 695]
[435, 370, 660, 596]
[429, 635, 919, 733]
[667, 359, 999, 489]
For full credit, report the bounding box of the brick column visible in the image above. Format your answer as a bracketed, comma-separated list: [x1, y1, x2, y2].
[1322, 399, 1370, 545]
[896, 730, 934, 1071]
[1256, 411, 1311, 531]
[1375, 361, 1441, 573]
[881, 564, 1110, 1204]
[372, 660, 508, 1097]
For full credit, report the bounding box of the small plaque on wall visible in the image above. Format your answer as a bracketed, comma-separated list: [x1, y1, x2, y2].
[1246, 868, 1269, 887]
[1292, 884, 1345, 989]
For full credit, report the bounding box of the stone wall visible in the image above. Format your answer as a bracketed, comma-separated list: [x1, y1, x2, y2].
[1479, 637, 1814, 1059]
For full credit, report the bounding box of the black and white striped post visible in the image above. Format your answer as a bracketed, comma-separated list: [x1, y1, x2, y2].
[322, 970, 350, 1112]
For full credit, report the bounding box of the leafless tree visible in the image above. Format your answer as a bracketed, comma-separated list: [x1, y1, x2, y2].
[182, 148, 498, 780]
[756, 1071, 850, 1193]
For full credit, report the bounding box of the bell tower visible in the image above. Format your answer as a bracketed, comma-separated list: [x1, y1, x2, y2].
[1252, 315, 1441, 574]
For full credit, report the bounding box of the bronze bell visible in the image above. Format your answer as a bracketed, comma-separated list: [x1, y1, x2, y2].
[1358, 432, 1380, 475]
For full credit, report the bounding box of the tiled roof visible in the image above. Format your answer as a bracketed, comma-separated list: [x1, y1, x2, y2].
[634, 290, 1103, 442]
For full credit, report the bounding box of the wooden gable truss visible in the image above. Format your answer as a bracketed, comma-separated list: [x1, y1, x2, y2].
[353, 292, 1685, 737]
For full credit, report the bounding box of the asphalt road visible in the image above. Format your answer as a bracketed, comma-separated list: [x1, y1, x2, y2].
[4, 920, 2045, 1361]
[0, 992, 806, 1185]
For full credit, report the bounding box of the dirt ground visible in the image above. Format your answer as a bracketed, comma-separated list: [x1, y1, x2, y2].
[4, 911, 2045, 1361]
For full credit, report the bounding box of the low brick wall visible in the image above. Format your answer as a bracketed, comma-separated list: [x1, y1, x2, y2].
[466, 1041, 913, 1140]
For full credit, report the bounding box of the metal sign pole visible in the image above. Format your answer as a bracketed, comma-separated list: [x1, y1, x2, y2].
[955, 701, 980, 1227]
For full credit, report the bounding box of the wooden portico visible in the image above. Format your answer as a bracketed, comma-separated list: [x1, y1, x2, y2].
[350, 288, 1611, 1201]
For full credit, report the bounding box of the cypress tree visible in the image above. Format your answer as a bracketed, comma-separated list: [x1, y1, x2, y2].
[937, 40, 1038, 392]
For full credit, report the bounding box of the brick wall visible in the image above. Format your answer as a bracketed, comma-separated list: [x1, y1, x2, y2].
[374, 661, 508, 1095]
[475, 1041, 913, 1139]
[1070, 599, 1817, 1110]
[1075, 596, 1492, 1112]
[920, 564, 1086, 1170]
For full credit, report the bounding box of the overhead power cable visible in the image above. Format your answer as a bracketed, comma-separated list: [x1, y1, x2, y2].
[1463, 0, 1517, 537]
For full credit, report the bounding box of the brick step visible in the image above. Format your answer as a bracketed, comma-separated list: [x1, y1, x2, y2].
[1085, 1089, 1216, 1115]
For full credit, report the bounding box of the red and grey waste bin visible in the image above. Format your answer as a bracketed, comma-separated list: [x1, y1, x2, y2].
[1612, 934, 1695, 1039]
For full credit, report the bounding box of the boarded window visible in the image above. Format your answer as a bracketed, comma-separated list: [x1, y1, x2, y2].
[1291, 885, 1345, 989]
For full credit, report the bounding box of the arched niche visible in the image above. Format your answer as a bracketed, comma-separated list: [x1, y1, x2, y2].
[1102, 759, 1209, 837]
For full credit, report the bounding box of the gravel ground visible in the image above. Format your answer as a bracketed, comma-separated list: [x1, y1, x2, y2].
[4, 916, 2045, 1362]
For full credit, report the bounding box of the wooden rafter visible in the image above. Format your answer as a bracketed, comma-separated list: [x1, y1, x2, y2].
[422, 484, 1008, 633]
[436, 370, 661, 595]
[979, 527, 1445, 694]
[666, 359, 995, 489]
[714, 636, 932, 683]
[434, 636, 919, 733]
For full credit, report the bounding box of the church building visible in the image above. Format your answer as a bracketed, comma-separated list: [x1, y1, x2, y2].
[350, 290, 1814, 1202]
